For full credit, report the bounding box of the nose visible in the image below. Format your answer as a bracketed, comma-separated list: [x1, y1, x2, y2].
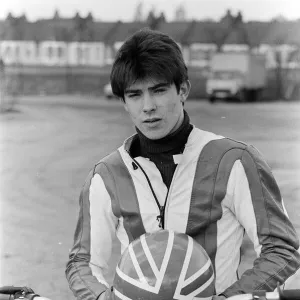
[142, 93, 156, 113]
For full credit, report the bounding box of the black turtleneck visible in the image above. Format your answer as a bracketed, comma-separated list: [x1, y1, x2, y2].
[132, 110, 193, 188]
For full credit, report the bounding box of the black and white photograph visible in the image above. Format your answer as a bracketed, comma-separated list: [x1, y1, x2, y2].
[0, 1, 300, 300]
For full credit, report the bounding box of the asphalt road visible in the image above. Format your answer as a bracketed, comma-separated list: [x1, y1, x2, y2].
[0, 96, 299, 300]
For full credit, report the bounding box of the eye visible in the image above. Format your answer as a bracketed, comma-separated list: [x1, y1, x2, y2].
[128, 93, 140, 98]
[154, 88, 167, 94]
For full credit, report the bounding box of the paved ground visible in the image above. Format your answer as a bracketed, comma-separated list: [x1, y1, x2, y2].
[0, 96, 299, 300]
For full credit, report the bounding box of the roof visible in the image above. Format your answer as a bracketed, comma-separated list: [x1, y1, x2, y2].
[285, 21, 300, 45]
[183, 22, 226, 45]
[224, 22, 249, 45]
[0, 16, 299, 46]
[91, 22, 117, 42]
[104, 22, 146, 43]
[156, 22, 191, 42]
[261, 20, 300, 45]
[244, 21, 272, 47]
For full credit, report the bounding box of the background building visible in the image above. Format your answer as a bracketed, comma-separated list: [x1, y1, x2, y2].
[0, 9, 299, 99]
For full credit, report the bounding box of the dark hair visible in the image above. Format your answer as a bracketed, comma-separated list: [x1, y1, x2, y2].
[110, 28, 188, 100]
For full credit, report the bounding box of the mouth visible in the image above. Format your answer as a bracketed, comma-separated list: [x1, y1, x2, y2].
[143, 118, 162, 128]
[143, 118, 161, 124]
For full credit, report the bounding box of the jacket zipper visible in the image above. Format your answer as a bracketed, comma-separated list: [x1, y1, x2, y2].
[132, 158, 166, 229]
[162, 165, 179, 229]
[159, 190, 170, 228]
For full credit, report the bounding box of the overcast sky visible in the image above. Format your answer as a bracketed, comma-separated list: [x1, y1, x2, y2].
[0, 0, 299, 22]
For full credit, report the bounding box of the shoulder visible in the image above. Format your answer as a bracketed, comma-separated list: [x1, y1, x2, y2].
[201, 136, 264, 160]
[200, 137, 247, 160]
[198, 136, 268, 176]
[87, 134, 136, 180]
[187, 127, 256, 165]
[92, 150, 123, 175]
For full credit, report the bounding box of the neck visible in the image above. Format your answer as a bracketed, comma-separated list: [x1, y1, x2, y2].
[136, 110, 192, 155]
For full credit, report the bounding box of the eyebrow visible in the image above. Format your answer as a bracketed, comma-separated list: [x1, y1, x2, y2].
[124, 82, 170, 94]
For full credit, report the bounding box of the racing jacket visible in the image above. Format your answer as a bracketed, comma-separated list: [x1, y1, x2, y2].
[66, 127, 300, 300]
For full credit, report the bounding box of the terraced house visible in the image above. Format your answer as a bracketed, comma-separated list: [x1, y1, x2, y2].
[0, 9, 299, 99]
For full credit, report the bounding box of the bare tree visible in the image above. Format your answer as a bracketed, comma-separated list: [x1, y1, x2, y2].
[284, 48, 300, 100]
[146, 7, 166, 29]
[273, 39, 285, 100]
[133, 1, 144, 22]
[174, 3, 186, 21]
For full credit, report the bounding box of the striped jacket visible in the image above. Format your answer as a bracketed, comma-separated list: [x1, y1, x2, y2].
[66, 127, 300, 300]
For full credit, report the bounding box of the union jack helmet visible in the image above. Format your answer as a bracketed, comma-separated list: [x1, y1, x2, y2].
[112, 230, 215, 300]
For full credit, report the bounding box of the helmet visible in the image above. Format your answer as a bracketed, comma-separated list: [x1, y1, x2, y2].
[112, 230, 215, 300]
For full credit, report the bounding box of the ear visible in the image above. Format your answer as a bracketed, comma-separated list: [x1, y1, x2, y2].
[179, 80, 191, 104]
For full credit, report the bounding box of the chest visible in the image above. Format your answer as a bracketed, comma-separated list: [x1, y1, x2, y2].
[115, 157, 231, 239]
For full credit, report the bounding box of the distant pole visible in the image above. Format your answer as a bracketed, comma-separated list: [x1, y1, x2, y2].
[0, 57, 6, 111]
[133, 1, 143, 22]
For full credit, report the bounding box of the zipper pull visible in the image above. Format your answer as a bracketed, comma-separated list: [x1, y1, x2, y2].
[156, 206, 164, 228]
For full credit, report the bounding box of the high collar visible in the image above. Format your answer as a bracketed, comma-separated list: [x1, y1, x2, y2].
[135, 110, 193, 156]
[121, 127, 224, 167]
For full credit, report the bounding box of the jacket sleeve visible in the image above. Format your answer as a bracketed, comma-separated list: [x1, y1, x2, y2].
[65, 168, 119, 300]
[222, 145, 300, 297]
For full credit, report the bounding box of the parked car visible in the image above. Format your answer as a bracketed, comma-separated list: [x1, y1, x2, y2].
[103, 82, 117, 99]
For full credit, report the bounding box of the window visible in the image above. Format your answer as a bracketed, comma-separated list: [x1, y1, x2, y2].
[26, 48, 31, 58]
[211, 71, 242, 80]
[4, 46, 12, 59]
[15, 46, 20, 59]
[58, 47, 64, 58]
[77, 47, 82, 62]
[83, 47, 90, 62]
[48, 46, 54, 59]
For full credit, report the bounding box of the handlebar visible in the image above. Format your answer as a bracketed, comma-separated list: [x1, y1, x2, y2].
[0, 286, 299, 300]
[4, 293, 300, 300]
[227, 287, 300, 300]
[0, 295, 12, 300]
[0, 286, 44, 300]
[0, 296, 51, 300]
[278, 288, 300, 300]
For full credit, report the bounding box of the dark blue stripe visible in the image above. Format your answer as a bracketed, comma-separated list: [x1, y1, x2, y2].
[95, 151, 146, 242]
[187, 138, 247, 292]
[66, 169, 108, 300]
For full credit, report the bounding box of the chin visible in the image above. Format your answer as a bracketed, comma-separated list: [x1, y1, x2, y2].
[144, 131, 168, 140]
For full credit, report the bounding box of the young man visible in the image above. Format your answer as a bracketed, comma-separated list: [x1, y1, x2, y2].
[66, 28, 300, 300]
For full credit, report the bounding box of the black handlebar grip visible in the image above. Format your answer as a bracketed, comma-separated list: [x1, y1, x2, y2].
[0, 294, 13, 300]
[280, 290, 300, 300]
[0, 293, 39, 300]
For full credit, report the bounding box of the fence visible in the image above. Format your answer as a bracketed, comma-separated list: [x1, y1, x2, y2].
[2, 64, 299, 100]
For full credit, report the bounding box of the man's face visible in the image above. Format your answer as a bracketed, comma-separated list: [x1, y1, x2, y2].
[123, 78, 190, 140]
